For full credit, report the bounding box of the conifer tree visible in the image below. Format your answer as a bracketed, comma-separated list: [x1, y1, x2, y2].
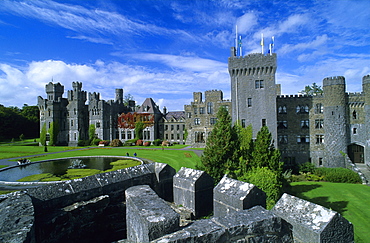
[48, 121, 59, 146]
[40, 124, 47, 146]
[200, 106, 239, 183]
[235, 123, 253, 176]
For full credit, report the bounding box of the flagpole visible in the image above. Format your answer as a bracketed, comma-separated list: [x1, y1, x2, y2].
[261, 33, 264, 54]
[235, 25, 238, 56]
[239, 36, 242, 57]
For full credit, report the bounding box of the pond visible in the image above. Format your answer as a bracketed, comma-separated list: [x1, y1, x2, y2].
[0, 156, 142, 182]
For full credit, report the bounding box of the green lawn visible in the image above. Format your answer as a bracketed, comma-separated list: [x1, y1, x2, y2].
[0, 145, 78, 159]
[0, 146, 201, 171]
[286, 181, 370, 243]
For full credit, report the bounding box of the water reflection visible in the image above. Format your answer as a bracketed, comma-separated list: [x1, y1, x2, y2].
[0, 157, 126, 182]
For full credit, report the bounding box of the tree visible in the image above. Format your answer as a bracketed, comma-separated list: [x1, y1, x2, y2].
[89, 124, 96, 142]
[48, 121, 59, 146]
[235, 123, 253, 176]
[200, 106, 239, 183]
[40, 123, 47, 146]
[251, 126, 282, 173]
[123, 94, 134, 106]
[300, 83, 323, 95]
[135, 121, 145, 140]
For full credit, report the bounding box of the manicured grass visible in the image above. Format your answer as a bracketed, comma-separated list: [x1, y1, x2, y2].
[0, 146, 201, 171]
[0, 146, 79, 159]
[286, 181, 370, 243]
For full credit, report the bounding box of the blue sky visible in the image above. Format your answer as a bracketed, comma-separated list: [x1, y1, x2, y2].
[0, 0, 369, 111]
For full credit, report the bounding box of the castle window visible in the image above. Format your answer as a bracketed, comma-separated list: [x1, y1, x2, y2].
[278, 105, 287, 114]
[223, 105, 229, 111]
[315, 103, 323, 113]
[300, 120, 309, 128]
[210, 118, 217, 125]
[165, 125, 168, 130]
[177, 125, 180, 130]
[122, 132, 126, 140]
[71, 120, 73, 126]
[353, 128, 357, 134]
[127, 131, 132, 139]
[194, 108, 197, 114]
[247, 98, 252, 107]
[319, 158, 323, 166]
[316, 135, 324, 144]
[296, 105, 309, 113]
[278, 135, 288, 144]
[177, 134, 180, 140]
[277, 121, 287, 129]
[353, 110, 357, 119]
[171, 125, 174, 130]
[194, 118, 200, 125]
[297, 136, 310, 144]
[315, 119, 324, 129]
[96, 122, 100, 128]
[199, 107, 205, 114]
[255, 80, 264, 89]
[171, 134, 174, 140]
[187, 112, 191, 118]
[165, 134, 168, 139]
[241, 119, 246, 128]
[207, 102, 213, 114]
[262, 119, 266, 127]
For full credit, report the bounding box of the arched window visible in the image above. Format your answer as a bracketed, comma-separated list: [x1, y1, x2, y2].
[353, 110, 357, 119]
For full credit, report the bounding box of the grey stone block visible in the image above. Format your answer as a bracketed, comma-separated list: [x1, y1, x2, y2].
[153, 219, 227, 243]
[154, 163, 176, 202]
[126, 185, 180, 242]
[0, 191, 35, 243]
[214, 205, 293, 242]
[213, 175, 266, 217]
[272, 193, 354, 243]
[173, 167, 214, 218]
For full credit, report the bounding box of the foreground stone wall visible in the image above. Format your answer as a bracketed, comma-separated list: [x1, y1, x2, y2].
[0, 163, 354, 243]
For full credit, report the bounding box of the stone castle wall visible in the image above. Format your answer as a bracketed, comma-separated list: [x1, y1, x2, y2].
[0, 163, 353, 243]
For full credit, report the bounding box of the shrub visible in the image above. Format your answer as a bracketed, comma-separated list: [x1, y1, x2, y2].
[143, 141, 151, 146]
[111, 139, 123, 147]
[136, 139, 143, 146]
[153, 139, 162, 146]
[299, 162, 316, 173]
[238, 167, 282, 209]
[314, 167, 361, 183]
[91, 138, 102, 146]
[99, 140, 110, 146]
[162, 140, 170, 147]
[78, 140, 90, 146]
[124, 138, 138, 146]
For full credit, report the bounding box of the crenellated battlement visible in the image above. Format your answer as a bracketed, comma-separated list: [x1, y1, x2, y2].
[228, 52, 276, 76]
[89, 92, 100, 101]
[323, 76, 345, 86]
[362, 74, 370, 84]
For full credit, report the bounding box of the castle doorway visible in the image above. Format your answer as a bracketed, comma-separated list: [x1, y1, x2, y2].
[347, 144, 364, 164]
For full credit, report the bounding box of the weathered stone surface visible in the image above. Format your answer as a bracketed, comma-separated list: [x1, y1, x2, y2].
[173, 167, 214, 218]
[0, 191, 35, 243]
[153, 218, 227, 243]
[213, 175, 266, 217]
[272, 193, 354, 243]
[154, 206, 293, 243]
[154, 163, 176, 201]
[126, 185, 180, 242]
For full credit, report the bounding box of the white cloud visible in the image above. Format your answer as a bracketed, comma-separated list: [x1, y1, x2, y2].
[0, 56, 230, 110]
[236, 12, 258, 34]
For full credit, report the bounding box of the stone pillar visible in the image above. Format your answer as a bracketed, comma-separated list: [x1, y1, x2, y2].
[125, 185, 180, 242]
[153, 162, 176, 202]
[213, 175, 266, 217]
[173, 167, 214, 218]
[272, 193, 354, 243]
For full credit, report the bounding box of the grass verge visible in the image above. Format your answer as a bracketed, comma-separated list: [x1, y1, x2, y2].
[286, 181, 370, 243]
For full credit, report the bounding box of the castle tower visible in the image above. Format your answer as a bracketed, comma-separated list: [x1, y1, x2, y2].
[323, 76, 348, 167]
[45, 82, 64, 102]
[115, 89, 123, 104]
[228, 47, 278, 142]
[362, 75, 370, 164]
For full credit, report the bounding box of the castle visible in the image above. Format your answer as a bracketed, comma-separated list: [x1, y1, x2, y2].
[38, 48, 370, 168]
